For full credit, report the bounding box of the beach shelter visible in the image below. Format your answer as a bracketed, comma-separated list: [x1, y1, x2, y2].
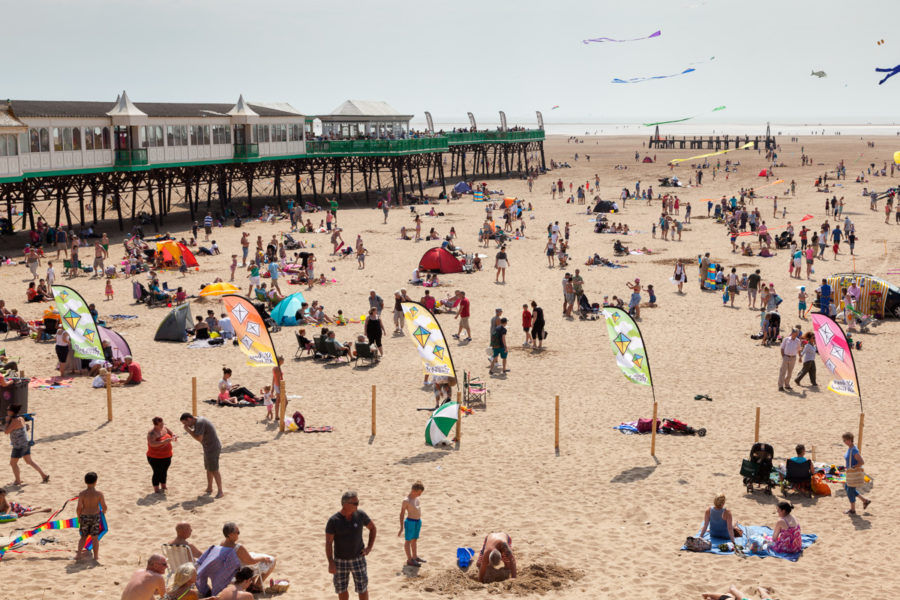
[642, 156, 654, 163]
[418, 247, 464, 274]
[503, 197, 516, 208]
[425, 402, 459, 446]
[99, 326, 131, 360]
[156, 241, 199, 268]
[154, 303, 193, 342]
[453, 181, 471, 194]
[200, 282, 240, 297]
[593, 200, 617, 213]
[758, 169, 769, 177]
[271, 292, 307, 326]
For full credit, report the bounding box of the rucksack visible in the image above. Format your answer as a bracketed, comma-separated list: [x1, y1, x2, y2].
[292, 411, 305, 431]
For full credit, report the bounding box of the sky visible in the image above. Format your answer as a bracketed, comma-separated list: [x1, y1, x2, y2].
[4, 0, 899, 125]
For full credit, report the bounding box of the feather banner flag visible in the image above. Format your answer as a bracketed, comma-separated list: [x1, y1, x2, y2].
[222, 295, 278, 367]
[51, 285, 104, 360]
[811, 314, 862, 409]
[602, 308, 653, 387]
[401, 302, 457, 385]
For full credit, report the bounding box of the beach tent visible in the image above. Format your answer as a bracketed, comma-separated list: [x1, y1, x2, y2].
[503, 197, 517, 208]
[758, 169, 769, 177]
[453, 181, 472, 194]
[156, 241, 199, 268]
[271, 292, 307, 326]
[418, 247, 464, 274]
[99, 326, 131, 360]
[154, 303, 193, 342]
[593, 200, 618, 213]
[642, 156, 654, 163]
[200, 282, 240, 297]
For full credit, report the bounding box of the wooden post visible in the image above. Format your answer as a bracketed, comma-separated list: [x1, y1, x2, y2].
[554, 395, 560, 450]
[371, 385, 376, 437]
[650, 402, 658, 456]
[858, 413, 865, 450]
[754, 407, 760, 443]
[106, 377, 113, 422]
[279, 380, 287, 433]
[456, 391, 461, 442]
[811, 445, 816, 462]
[191, 377, 197, 417]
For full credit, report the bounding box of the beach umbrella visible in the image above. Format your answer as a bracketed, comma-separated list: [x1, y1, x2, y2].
[425, 402, 459, 446]
[199, 282, 240, 297]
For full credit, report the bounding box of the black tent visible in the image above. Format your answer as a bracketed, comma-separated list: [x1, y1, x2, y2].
[154, 303, 192, 342]
[593, 200, 618, 213]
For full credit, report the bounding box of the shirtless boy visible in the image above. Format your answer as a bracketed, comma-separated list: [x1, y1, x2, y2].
[76, 471, 107, 561]
[398, 481, 425, 566]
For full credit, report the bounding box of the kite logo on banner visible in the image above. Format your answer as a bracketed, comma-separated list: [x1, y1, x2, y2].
[811, 314, 861, 407]
[467, 112, 477, 131]
[602, 308, 652, 386]
[51, 285, 104, 360]
[222, 295, 278, 367]
[400, 302, 456, 384]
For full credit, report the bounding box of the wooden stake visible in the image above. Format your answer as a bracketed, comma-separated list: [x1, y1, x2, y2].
[858, 413, 865, 450]
[191, 376, 197, 417]
[650, 402, 658, 457]
[754, 407, 760, 443]
[811, 445, 816, 462]
[279, 380, 287, 433]
[554, 395, 560, 450]
[106, 377, 113, 422]
[456, 391, 461, 442]
[371, 385, 376, 437]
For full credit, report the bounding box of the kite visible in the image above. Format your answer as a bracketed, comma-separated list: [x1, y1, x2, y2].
[737, 213, 812, 236]
[551, 105, 560, 110]
[613, 68, 695, 84]
[811, 314, 862, 410]
[401, 302, 456, 385]
[51, 285, 104, 360]
[643, 105, 726, 127]
[877, 39, 885, 46]
[583, 30, 660, 44]
[0, 498, 107, 559]
[689, 56, 716, 65]
[221, 295, 278, 367]
[668, 141, 753, 165]
[601, 308, 653, 387]
[811, 70, 827, 78]
[876, 64, 900, 85]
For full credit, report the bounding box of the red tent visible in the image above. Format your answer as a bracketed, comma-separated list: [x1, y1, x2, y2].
[642, 156, 654, 163]
[418, 247, 464, 274]
[758, 169, 768, 177]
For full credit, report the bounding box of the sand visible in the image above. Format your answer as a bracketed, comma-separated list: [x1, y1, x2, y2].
[1, 134, 898, 599]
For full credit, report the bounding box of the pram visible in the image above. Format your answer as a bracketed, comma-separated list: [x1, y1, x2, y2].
[659, 418, 706, 437]
[283, 233, 302, 250]
[775, 231, 794, 249]
[252, 302, 281, 333]
[741, 442, 775, 494]
[577, 293, 601, 320]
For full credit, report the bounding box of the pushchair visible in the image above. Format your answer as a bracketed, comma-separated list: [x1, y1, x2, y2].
[659, 418, 706, 437]
[252, 302, 281, 333]
[741, 442, 775, 494]
[775, 231, 794, 249]
[283, 233, 302, 250]
[577, 293, 601, 320]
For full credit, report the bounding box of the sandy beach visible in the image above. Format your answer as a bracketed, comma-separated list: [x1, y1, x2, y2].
[2, 133, 898, 599]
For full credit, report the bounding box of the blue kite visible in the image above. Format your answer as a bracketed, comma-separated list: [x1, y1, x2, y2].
[876, 64, 900, 85]
[612, 68, 696, 84]
[583, 30, 661, 44]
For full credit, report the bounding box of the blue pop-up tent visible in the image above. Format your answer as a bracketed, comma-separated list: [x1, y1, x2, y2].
[453, 181, 472, 193]
[271, 292, 307, 326]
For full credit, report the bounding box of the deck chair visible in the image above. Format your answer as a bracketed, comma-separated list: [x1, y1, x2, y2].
[161, 543, 195, 582]
[463, 371, 489, 409]
[295, 332, 313, 357]
[354, 342, 379, 367]
[313, 336, 329, 359]
[783, 459, 813, 496]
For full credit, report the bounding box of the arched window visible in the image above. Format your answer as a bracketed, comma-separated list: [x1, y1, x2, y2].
[53, 128, 62, 151]
[30, 129, 40, 153]
[72, 127, 81, 151]
[84, 127, 94, 150]
[101, 127, 110, 150]
[40, 128, 50, 152]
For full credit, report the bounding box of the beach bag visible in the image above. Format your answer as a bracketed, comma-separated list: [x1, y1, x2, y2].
[811, 473, 832, 496]
[292, 411, 305, 431]
[637, 418, 656, 433]
[684, 536, 711, 552]
[845, 467, 865, 488]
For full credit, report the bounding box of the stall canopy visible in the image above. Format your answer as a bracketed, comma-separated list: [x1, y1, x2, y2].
[271, 292, 307, 326]
[154, 303, 193, 342]
[418, 247, 464, 274]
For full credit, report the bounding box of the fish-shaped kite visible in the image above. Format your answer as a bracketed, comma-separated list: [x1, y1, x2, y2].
[811, 70, 827, 78]
[583, 30, 661, 44]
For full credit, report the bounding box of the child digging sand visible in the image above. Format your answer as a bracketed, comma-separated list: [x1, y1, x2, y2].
[398, 481, 425, 567]
[76, 471, 107, 561]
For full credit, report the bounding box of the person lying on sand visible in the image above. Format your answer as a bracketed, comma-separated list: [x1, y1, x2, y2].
[476, 532, 517, 582]
[701, 585, 773, 600]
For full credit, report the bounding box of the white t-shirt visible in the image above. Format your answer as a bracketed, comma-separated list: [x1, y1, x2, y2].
[780, 336, 801, 356]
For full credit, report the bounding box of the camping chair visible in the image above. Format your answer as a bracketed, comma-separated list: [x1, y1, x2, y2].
[5, 315, 29, 339]
[463, 371, 489, 409]
[161, 544, 195, 582]
[37, 317, 59, 342]
[313, 336, 329, 359]
[295, 332, 313, 357]
[783, 459, 813, 497]
[461, 254, 474, 274]
[354, 342, 379, 367]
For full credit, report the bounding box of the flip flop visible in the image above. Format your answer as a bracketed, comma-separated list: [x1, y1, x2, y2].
[694, 394, 713, 401]
[862, 499, 871, 509]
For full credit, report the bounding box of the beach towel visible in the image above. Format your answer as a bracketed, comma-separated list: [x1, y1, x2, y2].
[682, 525, 816, 561]
[187, 339, 225, 349]
[614, 421, 640, 434]
[203, 399, 259, 407]
[29, 377, 73, 390]
[108, 314, 139, 320]
[304, 426, 333, 433]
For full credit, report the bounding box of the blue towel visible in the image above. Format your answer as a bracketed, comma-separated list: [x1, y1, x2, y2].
[614, 422, 640, 434]
[682, 525, 817, 562]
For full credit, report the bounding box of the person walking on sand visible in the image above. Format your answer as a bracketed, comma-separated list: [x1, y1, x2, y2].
[488, 317, 509, 374]
[452, 291, 472, 341]
[794, 331, 817, 386]
[240, 232, 250, 266]
[726, 268, 739, 308]
[5, 403, 50, 484]
[842, 432, 872, 515]
[778, 328, 800, 392]
[398, 481, 425, 567]
[673, 260, 686, 294]
[326, 491, 377, 600]
[180, 413, 223, 498]
[76, 471, 107, 561]
[494, 245, 509, 284]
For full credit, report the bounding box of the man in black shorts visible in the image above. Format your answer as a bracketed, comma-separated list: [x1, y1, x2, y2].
[326, 491, 376, 600]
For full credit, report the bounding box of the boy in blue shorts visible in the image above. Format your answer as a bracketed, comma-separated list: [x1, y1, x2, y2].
[398, 481, 425, 566]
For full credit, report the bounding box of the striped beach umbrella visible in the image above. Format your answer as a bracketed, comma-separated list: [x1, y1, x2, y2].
[425, 402, 459, 446]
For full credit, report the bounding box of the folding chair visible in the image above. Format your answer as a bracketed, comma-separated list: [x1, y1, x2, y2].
[463, 371, 489, 409]
[295, 332, 313, 357]
[354, 342, 379, 367]
[161, 543, 195, 582]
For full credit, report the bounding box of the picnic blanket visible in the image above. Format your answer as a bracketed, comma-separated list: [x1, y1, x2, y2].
[108, 314, 138, 321]
[304, 426, 333, 433]
[29, 377, 73, 390]
[187, 339, 225, 349]
[203, 399, 260, 407]
[683, 525, 817, 561]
